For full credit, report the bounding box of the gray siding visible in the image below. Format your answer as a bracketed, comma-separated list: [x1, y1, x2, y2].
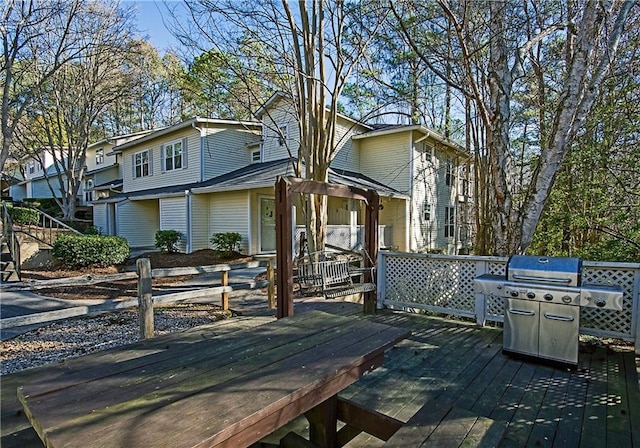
[209, 191, 250, 254]
[116, 199, 159, 248]
[359, 133, 412, 194]
[191, 194, 210, 251]
[201, 127, 260, 180]
[123, 128, 200, 193]
[92, 204, 108, 236]
[159, 196, 188, 252]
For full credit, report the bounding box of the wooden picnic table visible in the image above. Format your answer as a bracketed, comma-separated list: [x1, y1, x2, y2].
[18, 310, 410, 448]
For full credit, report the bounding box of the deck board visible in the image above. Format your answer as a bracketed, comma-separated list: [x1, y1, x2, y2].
[2, 302, 638, 448]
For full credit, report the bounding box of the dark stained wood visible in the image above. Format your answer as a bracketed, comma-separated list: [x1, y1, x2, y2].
[3, 305, 639, 448]
[275, 176, 294, 318]
[305, 394, 338, 447]
[363, 192, 379, 314]
[17, 311, 409, 448]
[336, 397, 403, 441]
[275, 176, 380, 317]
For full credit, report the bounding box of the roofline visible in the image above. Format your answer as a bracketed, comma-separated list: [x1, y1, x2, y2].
[253, 92, 373, 131]
[112, 117, 261, 153]
[88, 129, 155, 149]
[353, 124, 467, 156]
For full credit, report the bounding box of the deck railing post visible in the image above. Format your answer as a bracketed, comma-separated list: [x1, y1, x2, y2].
[634, 269, 640, 356]
[136, 258, 154, 339]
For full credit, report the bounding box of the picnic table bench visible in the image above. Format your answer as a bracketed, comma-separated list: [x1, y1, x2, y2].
[297, 258, 376, 300]
[18, 310, 409, 448]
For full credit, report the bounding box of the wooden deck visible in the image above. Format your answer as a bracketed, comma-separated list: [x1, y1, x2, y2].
[2, 300, 639, 447]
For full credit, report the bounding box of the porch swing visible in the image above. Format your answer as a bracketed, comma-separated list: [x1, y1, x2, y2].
[275, 176, 381, 317]
[295, 234, 376, 300]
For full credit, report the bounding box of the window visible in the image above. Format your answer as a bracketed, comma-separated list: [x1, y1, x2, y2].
[95, 148, 104, 165]
[163, 140, 183, 171]
[445, 160, 455, 186]
[85, 179, 94, 202]
[251, 149, 261, 163]
[277, 124, 288, 146]
[28, 161, 36, 175]
[134, 150, 150, 178]
[444, 206, 455, 238]
[422, 201, 432, 222]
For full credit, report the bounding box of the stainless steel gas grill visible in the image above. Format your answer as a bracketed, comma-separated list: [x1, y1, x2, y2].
[475, 255, 623, 367]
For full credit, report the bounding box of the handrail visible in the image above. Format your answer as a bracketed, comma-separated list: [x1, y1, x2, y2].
[12, 205, 82, 248]
[1, 203, 21, 280]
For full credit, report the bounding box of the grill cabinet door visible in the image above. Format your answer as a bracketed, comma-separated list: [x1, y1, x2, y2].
[503, 298, 539, 357]
[539, 302, 579, 364]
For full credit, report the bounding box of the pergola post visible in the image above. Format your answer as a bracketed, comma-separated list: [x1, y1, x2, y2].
[363, 192, 379, 314]
[275, 176, 380, 318]
[275, 177, 294, 318]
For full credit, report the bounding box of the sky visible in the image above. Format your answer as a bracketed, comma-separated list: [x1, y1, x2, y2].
[124, 1, 183, 53]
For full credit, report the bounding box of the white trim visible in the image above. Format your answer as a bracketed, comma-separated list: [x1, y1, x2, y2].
[247, 190, 252, 254]
[258, 195, 276, 253]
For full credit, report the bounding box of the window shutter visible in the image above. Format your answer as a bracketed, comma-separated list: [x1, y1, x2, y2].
[160, 145, 166, 172]
[148, 150, 153, 176]
[132, 154, 136, 178]
[182, 138, 188, 169]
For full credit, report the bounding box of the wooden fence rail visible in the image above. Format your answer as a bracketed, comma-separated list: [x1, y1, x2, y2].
[1, 259, 273, 334]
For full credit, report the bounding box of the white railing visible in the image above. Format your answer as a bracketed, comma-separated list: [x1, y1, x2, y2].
[377, 251, 640, 353]
[294, 225, 392, 255]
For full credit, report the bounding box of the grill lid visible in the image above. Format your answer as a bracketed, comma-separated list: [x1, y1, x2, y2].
[507, 255, 582, 287]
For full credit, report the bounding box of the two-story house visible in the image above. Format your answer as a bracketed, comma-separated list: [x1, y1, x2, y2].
[8, 131, 151, 212]
[93, 94, 468, 255]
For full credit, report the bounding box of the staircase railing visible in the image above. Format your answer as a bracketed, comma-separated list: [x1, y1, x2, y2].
[12, 206, 82, 248]
[1, 203, 21, 280]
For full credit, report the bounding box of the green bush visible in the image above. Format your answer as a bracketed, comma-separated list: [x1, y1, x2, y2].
[155, 230, 183, 253]
[7, 205, 39, 225]
[210, 232, 242, 256]
[52, 235, 130, 268]
[23, 198, 61, 217]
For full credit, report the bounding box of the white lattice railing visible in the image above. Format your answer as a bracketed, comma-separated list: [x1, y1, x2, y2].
[377, 251, 640, 352]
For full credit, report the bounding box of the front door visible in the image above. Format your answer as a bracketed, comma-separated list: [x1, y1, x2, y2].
[260, 197, 276, 252]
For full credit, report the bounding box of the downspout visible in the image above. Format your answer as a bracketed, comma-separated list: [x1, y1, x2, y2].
[185, 189, 192, 254]
[408, 133, 415, 252]
[192, 120, 205, 182]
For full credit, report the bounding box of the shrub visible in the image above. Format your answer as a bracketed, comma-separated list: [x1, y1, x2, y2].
[210, 232, 242, 256]
[155, 230, 183, 253]
[52, 235, 130, 268]
[7, 205, 39, 225]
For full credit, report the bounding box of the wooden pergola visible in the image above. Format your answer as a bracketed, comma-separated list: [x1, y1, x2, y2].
[275, 176, 380, 318]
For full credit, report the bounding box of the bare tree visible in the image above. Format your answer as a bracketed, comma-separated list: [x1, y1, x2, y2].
[13, 1, 137, 220]
[392, 0, 636, 255]
[171, 0, 389, 253]
[1, 0, 94, 173]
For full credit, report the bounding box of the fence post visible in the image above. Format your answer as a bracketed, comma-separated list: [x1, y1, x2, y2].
[221, 270, 229, 311]
[136, 258, 154, 339]
[267, 259, 276, 309]
[474, 259, 488, 326]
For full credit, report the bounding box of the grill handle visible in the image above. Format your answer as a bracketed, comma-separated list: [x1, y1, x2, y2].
[511, 274, 572, 284]
[508, 309, 536, 317]
[543, 313, 575, 322]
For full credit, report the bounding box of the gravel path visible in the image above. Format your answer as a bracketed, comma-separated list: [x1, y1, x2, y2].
[0, 304, 231, 375]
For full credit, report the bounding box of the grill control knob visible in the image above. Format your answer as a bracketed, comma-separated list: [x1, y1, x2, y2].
[595, 298, 606, 308]
[562, 295, 572, 304]
[510, 290, 519, 297]
[543, 293, 554, 301]
[526, 292, 536, 299]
